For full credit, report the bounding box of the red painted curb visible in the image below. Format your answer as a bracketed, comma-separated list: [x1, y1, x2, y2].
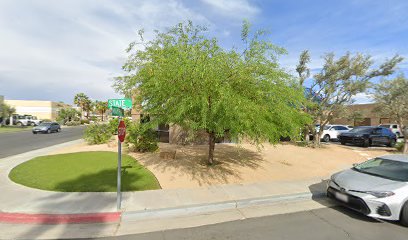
[0, 212, 121, 224]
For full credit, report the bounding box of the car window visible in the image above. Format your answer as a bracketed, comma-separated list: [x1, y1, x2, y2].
[350, 127, 373, 133]
[353, 158, 408, 181]
[393, 125, 398, 128]
[380, 124, 390, 128]
[337, 126, 348, 130]
[373, 128, 382, 134]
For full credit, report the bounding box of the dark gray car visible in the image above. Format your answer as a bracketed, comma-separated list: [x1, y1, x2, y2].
[32, 122, 61, 134]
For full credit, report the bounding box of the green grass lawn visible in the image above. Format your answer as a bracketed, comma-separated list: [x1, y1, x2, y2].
[9, 151, 161, 192]
[0, 126, 31, 133]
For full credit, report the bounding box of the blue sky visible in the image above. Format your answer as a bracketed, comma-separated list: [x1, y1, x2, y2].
[0, 0, 407, 104]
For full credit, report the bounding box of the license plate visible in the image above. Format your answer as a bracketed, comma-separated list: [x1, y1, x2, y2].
[335, 192, 349, 202]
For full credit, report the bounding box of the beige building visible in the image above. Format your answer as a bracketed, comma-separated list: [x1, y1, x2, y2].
[4, 99, 72, 121]
[331, 103, 408, 126]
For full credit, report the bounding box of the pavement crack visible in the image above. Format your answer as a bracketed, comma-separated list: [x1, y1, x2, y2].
[310, 210, 354, 240]
[112, 221, 121, 236]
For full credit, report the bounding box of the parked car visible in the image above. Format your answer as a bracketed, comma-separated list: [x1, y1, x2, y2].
[379, 124, 404, 138]
[320, 125, 351, 142]
[338, 126, 397, 147]
[327, 154, 408, 226]
[32, 122, 61, 134]
[6, 114, 32, 126]
[25, 115, 42, 126]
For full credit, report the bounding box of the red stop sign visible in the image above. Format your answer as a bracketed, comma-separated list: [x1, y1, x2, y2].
[118, 120, 126, 143]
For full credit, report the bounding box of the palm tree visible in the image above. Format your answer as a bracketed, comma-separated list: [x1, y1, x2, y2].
[95, 101, 108, 121]
[73, 93, 90, 120]
[1, 103, 16, 126]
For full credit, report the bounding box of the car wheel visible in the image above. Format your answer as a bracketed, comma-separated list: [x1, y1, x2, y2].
[47, 129, 51, 134]
[30, 122, 36, 126]
[400, 202, 408, 226]
[363, 139, 370, 148]
[33, 132, 37, 134]
[340, 141, 346, 145]
[323, 134, 330, 143]
[16, 122, 22, 126]
[388, 138, 396, 147]
[57, 128, 61, 132]
[396, 132, 401, 138]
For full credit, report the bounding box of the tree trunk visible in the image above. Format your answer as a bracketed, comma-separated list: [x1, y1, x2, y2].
[208, 131, 216, 165]
[303, 126, 310, 143]
[403, 136, 408, 154]
[313, 131, 321, 147]
[101, 111, 104, 121]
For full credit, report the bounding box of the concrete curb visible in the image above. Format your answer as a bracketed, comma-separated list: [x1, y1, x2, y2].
[122, 191, 327, 222]
[0, 212, 121, 224]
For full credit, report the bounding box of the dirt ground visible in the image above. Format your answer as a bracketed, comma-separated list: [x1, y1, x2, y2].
[50, 140, 395, 189]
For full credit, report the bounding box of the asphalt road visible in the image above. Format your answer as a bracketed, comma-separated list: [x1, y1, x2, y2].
[0, 126, 85, 158]
[99, 206, 408, 240]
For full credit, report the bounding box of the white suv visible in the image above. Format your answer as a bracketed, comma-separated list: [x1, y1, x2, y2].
[321, 125, 351, 142]
[379, 124, 404, 138]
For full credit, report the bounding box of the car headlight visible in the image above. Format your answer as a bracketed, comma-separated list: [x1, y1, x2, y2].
[365, 191, 395, 198]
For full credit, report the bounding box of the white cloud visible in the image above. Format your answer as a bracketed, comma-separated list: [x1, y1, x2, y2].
[201, 0, 260, 18]
[352, 93, 374, 104]
[0, 0, 209, 104]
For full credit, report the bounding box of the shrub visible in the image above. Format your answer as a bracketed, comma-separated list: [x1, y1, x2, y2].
[65, 121, 81, 126]
[126, 122, 158, 152]
[83, 123, 113, 144]
[396, 141, 405, 152]
[90, 116, 98, 122]
[108, 118, 132, 134]
[81, 119, 90, 125]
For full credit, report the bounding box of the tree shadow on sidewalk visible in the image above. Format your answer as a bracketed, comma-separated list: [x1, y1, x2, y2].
[136, 144, 264, 186]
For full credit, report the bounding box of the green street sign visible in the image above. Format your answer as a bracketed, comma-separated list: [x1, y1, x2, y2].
[108, 98, 132, 110]
[111, 106, 124, 117]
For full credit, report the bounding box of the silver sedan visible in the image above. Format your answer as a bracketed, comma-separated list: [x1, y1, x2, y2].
[327, 154, 408, 226]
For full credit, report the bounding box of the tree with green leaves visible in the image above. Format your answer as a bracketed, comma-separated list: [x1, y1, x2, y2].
[1, 103, 15, 126]
[374, 74, 408, 153]
[95, 101, 108, 121]
[296, 50, 403, 145]
[114, 21, 310, 164]
[56, 107, 80, 124]
[73, 93, 90, 120]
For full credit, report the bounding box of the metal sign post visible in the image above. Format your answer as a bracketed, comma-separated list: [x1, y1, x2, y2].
[108, 98, 131, 210]
[117, 119, 122, 210]
[117, 118, 126, 210]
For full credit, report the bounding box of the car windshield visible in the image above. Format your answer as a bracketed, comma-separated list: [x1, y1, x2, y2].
[39, 123, 51, 126]
[380, 124, 390, 128]
[323, 126, 331, 130]
[349, 127, 373, 133]
[353, 158, 408, 181]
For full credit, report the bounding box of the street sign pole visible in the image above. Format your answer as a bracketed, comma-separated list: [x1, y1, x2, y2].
[117, 116, 122, 210]
[116, 117, 126, 210]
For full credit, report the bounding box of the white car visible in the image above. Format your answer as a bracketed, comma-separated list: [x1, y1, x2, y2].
[320, 125, 351, 142]
[327, 154, 408, 226]
[379, 124, 404, 138]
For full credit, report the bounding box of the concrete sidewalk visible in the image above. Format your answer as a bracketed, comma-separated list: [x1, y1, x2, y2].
[0, 140, 328, 216]
[0, 140, 331, 238]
